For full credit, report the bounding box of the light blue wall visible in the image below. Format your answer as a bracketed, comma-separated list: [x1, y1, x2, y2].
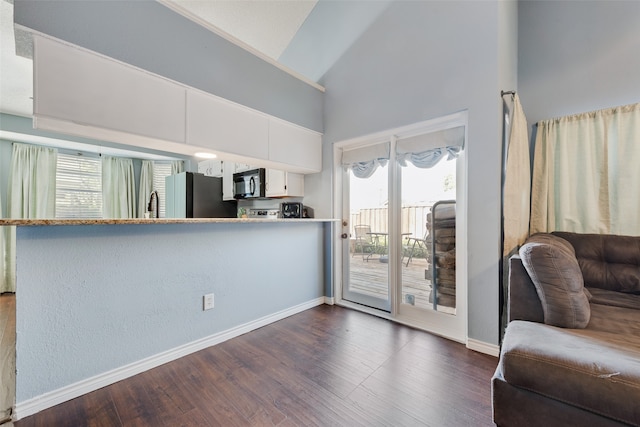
[518, 0, 640, 127]
[15, 222, 326, 401]
[313, 0, 516, 345]
[13, 0, 323, 133]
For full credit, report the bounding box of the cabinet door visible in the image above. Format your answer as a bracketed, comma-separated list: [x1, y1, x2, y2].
[222, 161, 235, 201]
[269, 119, 322, 173]
[234, 163, 254, 173]
[34, 36, 186, 144]
[266, 169, 286, 197]
[187, 90, 269, 159]
[265, 170, 304, 197]
[198, 160, 223, 177]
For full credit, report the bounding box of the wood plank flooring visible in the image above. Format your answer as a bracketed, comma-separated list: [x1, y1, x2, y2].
[14, 305, 497, 427]
[0, 293, 16, 423]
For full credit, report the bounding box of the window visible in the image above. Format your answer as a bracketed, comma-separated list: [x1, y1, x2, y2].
[55, 153, 103, 218]
[152, 162, 173, 218]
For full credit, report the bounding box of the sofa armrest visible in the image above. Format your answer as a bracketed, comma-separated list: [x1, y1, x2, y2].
[508, 255, 544, 323]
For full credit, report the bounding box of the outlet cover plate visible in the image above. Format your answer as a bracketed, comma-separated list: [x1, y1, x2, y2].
[203, 293, 214, 310]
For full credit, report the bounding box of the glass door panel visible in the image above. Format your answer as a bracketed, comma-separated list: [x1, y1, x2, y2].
[343, 164, 390, 311]
[400, 159, 457, 315]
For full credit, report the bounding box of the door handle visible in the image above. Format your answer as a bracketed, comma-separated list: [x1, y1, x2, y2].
[341, 233, 348, 239]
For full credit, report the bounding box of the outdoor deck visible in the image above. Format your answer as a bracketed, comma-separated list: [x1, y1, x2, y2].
[348, 252, 456, 314]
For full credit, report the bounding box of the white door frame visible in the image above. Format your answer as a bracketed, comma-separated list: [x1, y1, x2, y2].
[333, 111, 468, 344]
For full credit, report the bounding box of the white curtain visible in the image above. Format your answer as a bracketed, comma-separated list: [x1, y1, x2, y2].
[396, 126, 465, 168]
[2, 143, 57, 293]
[102, 155, 135, 219]
[171, 160, 184, 175]
[342, 142, 390, 178]
[503, 94, 531, 256]
[530, 103, 640, 235]
[138, 160, 153, 218]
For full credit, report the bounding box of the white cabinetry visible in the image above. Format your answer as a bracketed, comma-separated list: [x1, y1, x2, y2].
[186, 90, 269, 159]
[34, 36, 186, 145]
[266, 169, 304, 198]
[234, 163, 254, 173]
[197, 159, 224, 177]
[222, 161, 235, 201]
[32, 36, 323, 173]
[268, 119, 322, 173]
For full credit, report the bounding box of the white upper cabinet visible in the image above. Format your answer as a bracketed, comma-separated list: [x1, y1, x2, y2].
[34, 36, 186, 144]
[266, 169, 304, 198]
[33, 36, 322, 173]
[222, 161, 235, 201]
[268, 119, 322, 173]
[186, 90, 269, 159]
[197, 159, 223, 177]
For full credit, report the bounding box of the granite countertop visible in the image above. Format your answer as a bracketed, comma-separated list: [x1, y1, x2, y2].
[0, 218, 337, 226]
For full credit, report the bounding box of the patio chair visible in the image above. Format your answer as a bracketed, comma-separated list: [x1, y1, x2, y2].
[353, 225, 377, 261]
[404, 230, 429, 266]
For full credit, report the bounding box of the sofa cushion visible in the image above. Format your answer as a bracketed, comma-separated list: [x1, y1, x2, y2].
[519, 234, 591, 328]
[553, 232, 640, 293]
[501, 320, 640, 425]
[588, 287, 640, 311]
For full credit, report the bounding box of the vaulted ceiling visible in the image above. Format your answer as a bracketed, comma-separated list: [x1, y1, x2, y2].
[0, 0, 392, 118]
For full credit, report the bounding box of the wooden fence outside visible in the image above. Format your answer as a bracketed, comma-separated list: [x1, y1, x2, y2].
[350, 205, 432, 240]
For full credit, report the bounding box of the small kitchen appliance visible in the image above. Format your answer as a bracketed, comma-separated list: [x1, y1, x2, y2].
[233, 168, 266, 199]
[281, 202, 313, 219]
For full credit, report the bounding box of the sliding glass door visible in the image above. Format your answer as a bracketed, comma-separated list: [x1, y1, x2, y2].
[341, 142, 391, 311]
[336, 112, 467, 341]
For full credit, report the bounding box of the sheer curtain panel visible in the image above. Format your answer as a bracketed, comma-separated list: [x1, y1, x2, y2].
[530, 103, 640, 235]
[171, 160, 184, 175]
[503, 94, 531, 257]
[102, 155, 136, 219]
[3, 143, 57, 292]
[138, 160, 153, 218]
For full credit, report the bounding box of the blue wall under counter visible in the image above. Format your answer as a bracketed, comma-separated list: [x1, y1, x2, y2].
[15, 221, 327, 405]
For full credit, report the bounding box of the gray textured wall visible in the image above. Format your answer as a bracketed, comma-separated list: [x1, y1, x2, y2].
[316, 0, 515, 345]
[518, 0, 640, 127]
[15, 222, 325, 402]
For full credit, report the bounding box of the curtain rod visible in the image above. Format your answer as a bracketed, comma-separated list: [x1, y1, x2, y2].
[501, 90, 516, 97]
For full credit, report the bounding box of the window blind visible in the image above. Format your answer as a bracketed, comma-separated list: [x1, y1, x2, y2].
[152, 162, 172, 218]
[55, 153, 103, 218]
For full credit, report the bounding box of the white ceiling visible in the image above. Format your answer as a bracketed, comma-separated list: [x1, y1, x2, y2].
[164, 0, 318, 60]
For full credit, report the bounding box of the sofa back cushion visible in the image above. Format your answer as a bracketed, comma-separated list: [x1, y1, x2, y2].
[553, 232, 640, 293]
[519, 234, 591, 328]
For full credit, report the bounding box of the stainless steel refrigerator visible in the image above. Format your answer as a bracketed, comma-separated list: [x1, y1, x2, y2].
[165, 172, 237, 218]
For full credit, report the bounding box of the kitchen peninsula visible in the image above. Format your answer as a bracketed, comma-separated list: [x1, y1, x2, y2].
[3, 218, 334, 419]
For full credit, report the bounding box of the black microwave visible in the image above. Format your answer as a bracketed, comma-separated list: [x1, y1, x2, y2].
[233, 168, 266, 199]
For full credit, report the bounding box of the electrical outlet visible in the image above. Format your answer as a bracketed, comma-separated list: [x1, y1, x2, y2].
[203, 293, 214, 311]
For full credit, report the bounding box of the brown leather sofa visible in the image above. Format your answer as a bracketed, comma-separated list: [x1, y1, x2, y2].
[492, 232, 640, 427]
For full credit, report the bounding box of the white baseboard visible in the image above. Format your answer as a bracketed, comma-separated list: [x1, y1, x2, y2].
[466, 338, 500, 357]
[13, 297, 326, 421]
[324, 296, 335, 305]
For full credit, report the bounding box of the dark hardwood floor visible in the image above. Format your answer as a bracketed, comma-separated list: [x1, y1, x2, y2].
[15, 305, 497, 426]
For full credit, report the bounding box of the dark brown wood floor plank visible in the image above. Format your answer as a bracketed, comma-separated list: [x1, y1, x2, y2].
[187, 346, 287, 426]
[15, 305, 498, 427]
[141, 357, 198, 417]
[107, 375, 165, 426]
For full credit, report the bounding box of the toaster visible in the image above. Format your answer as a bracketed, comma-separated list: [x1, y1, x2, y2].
[281, 202, 313, 219]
